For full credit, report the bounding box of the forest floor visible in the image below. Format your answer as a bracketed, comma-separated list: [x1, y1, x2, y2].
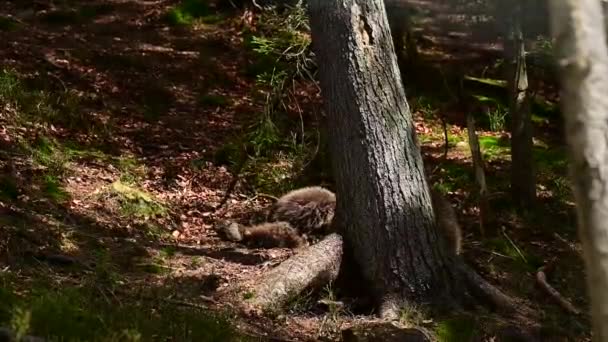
[0, 0, 591, 341]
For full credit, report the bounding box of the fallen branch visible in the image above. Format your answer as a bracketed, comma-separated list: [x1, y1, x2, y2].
[536, 260, 581, 315]
[455, 259, 536, 320]
[245, 233, 343, 311]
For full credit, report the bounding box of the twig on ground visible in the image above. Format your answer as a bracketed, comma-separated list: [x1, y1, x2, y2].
[536, 259, 581, 315]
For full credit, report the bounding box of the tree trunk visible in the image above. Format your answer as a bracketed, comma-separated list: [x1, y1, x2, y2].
[466, 113, 492, 237]
[549, 1, 608, 340]
[307, 0, 463, 318]
[506, 3, 536, 209]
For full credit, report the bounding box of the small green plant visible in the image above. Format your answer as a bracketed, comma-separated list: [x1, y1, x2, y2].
[116, 156, 147, 185]
[0, 16, 19, 31]
[485, 234, 542, 273]
[190, 256, 204, 268]
[284, 288, 316, 314]
[486, 105, 508, 132]
[28, 136, 72, 177]
[159, 246, 177, 259]
[478, 136, 510, 161]
[165, 0, 222, 26]
[91, 250, 121, 289]
[41, 175, 69, 202]
[0, 69, 92, 132]
[137, 261, 171, 275]
[398, 304, 428, 328]
[247, 3, 313, 77]
[9, 306, 32, 341]
[435, 316, 477, 342]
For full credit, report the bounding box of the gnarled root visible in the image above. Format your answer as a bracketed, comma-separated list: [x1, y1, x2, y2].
[244, 233, 343, 312]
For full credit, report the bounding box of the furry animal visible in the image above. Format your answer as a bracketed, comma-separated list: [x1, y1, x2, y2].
[217, 186, 336, 248]
[268, 186, 336, 235]
[430, 188, 463, 256]
[218, 220, 306, 248]
[218, 186, 462, 254]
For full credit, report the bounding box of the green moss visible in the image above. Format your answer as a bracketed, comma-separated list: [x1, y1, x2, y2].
[435, 316, 477, 342]
[165, 0, 216, 26]
[110, 181, 167, 220]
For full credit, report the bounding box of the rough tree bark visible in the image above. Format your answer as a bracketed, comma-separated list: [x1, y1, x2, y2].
[304, 0, 534, 322]
[245, 233, 343, 311]
[307, 0, 466, 318]
[549, 1, 608, 340]
[505, 2, 536, 208]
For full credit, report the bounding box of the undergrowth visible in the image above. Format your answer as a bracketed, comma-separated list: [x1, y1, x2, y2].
[212, 2, 328, 195]
[0, 274, 245, 341]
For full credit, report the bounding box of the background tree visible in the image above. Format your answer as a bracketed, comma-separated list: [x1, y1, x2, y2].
[505, 1, 535, 208]
[549, 0, 608, 340]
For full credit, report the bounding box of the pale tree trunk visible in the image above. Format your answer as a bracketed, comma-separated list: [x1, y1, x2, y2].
[307, 0, 464, 318]
[505, 2, 536, 208]
[466, 113, 492, 237]
[549, 1, 608, 340]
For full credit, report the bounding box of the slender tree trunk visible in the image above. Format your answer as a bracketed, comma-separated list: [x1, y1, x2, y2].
[466, 113, 492, 237]
[549, 1, 608, 340]
[506, 4, 536, 208]
[307, 0, 463, 318]
[385, 0, 417, 72]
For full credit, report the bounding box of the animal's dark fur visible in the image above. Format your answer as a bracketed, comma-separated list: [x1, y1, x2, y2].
[430, 188, 463, 255]
[218, 221, 306, 248]
[268, 186, 336, 235]
[218, 186, 462, 254]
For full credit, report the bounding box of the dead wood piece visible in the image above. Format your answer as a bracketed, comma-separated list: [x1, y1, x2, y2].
[342, 322, 432, 342]
[536, 260, 581, 315]
[246, 233, 343, 311]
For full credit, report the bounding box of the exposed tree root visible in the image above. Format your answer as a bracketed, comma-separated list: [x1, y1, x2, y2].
[454, 259, 535, 319]
[235, 233, 536, 324]
[536, 259, 581, 315]
[243, 233, 343, 312]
